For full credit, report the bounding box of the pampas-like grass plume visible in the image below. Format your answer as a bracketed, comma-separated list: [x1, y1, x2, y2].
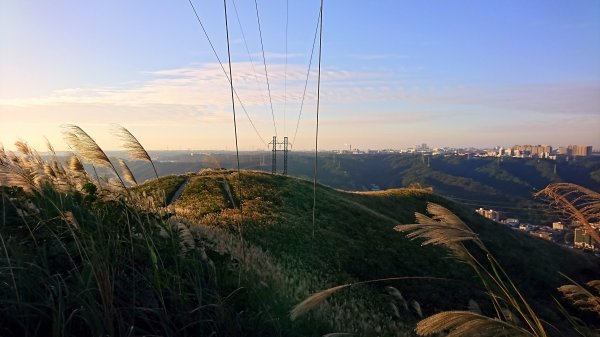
[415, 311, 532, 337]
[411, 299, 423, 318]
[114, 124, 159, 180]
[558, 277, 600, 317]
[43, 163, 56, 179]
[386, 286, 409, 311]
[290, 284, 351, 321]
[63, 125, 112, 169]
[118, 159, 137, 186]
[69, 155, 85, 174]
[535, 183, 600, 244]
[62, 124, 127, 189]
[0, 154, 36, 192]
[394, 202, 486, 264]
[14, 140, 32, 156]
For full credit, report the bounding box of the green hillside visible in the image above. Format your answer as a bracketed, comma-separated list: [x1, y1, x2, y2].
[124, 153, 600, 225]
[2, 169, 598, 336]
[155, 170, 600, 334]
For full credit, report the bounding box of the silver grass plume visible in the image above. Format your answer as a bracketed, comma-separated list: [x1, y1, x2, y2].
[535, 183, 600, 244]
[118, 159, 137, 186]
[113, 124, 159, 180]
[43, 163, 56, 179]
[14, 140, 32, 156]
[558, 274, 600, 317]
[14, 140, 44, 170]
[69, 155, 85, 174]
[415, 311, 532, 337]
[394, 202, 487, 265]
[0, 142, 47, 191]
[290, 284, 351, 321]
[63, 125, 112, 168]
[0, 152, 36, 192]
[411, 299, 423, 318]
[45, 137, 66, 177]
[386, 286, 409, 311]
[62, 124, 127, 189]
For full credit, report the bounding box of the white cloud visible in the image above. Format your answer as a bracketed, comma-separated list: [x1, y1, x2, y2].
[1, 62, 599, 151]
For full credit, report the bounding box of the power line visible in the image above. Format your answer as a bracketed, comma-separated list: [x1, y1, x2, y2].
[283, 0, 289, 136]
[253, 0, 278, 138]
[445, 197, 553, 213]
[444, 195, 530, 206]
[292, 8, 321, 146]
[312, 0, 324, 239]
[231, 0, 269, 110]
[223, 0, 246, 284]
[187, 0, 268, 149]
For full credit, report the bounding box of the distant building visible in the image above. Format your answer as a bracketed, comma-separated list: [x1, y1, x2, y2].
[552, 221, 564, 231]
[519, 223, 537, 232]
[511, 145, 552, 158]
[414, 143, 430, 153]
[556, 146, 572, 157]
[502, 218, 520, 228]
[530, 230, 553, 241]
[574, 228, 595, 249]
[569, 145, 592, 157]
[476, 208, 500, 222]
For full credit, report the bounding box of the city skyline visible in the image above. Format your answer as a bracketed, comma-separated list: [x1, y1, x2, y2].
[1, 1, 599, 151]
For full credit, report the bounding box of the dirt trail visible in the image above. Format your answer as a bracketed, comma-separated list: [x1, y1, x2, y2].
[168, 177, 190, 204]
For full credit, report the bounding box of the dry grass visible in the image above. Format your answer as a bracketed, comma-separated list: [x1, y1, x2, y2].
[113, 124, 159, 180]
[415, 311, 533, 337]
[392, 203, 548, 336]
[394, 202, 486, 265]
[535, 183, 600, 244]
[118, 159, 138, 186]
[63, 124, 127, 190]
[558, 277, 600, 317]
[290, 284, 352, 321]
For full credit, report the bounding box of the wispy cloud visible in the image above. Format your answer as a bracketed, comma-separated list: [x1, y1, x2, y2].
[1, 62, 599, 150]
[348, 53, 410, 60]
[250, 52, 303, 60]
[429, 82, 600, 115]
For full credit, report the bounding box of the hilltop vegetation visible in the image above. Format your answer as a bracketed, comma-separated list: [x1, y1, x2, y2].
[161, 170, 599, 335]
[1, 129, 598, 336]
[125, 152, 600, 225]
[2, 165, 599, 336]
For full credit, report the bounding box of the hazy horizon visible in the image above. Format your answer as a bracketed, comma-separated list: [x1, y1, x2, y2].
[2, 1, 599, 151]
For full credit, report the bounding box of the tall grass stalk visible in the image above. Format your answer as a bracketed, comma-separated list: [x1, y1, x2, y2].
[113, 124, 159, 180]
[395, 202, 548, 337]
[62, 124, 128, 191]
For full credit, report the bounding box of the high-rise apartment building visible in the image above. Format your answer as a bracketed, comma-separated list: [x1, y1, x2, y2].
[569, 145, 592, 157]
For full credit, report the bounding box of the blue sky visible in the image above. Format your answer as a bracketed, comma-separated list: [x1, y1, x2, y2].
[1, 0, 599, 151]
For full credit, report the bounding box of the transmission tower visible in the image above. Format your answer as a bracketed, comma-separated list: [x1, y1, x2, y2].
[271, 136, 277, 174]
[269, 135, 291, 175]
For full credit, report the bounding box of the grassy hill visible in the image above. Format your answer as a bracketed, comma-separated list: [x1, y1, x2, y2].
[148, 170, 600, 335]
[124, 152, 600, 226]
[2, 166, 598, 336]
